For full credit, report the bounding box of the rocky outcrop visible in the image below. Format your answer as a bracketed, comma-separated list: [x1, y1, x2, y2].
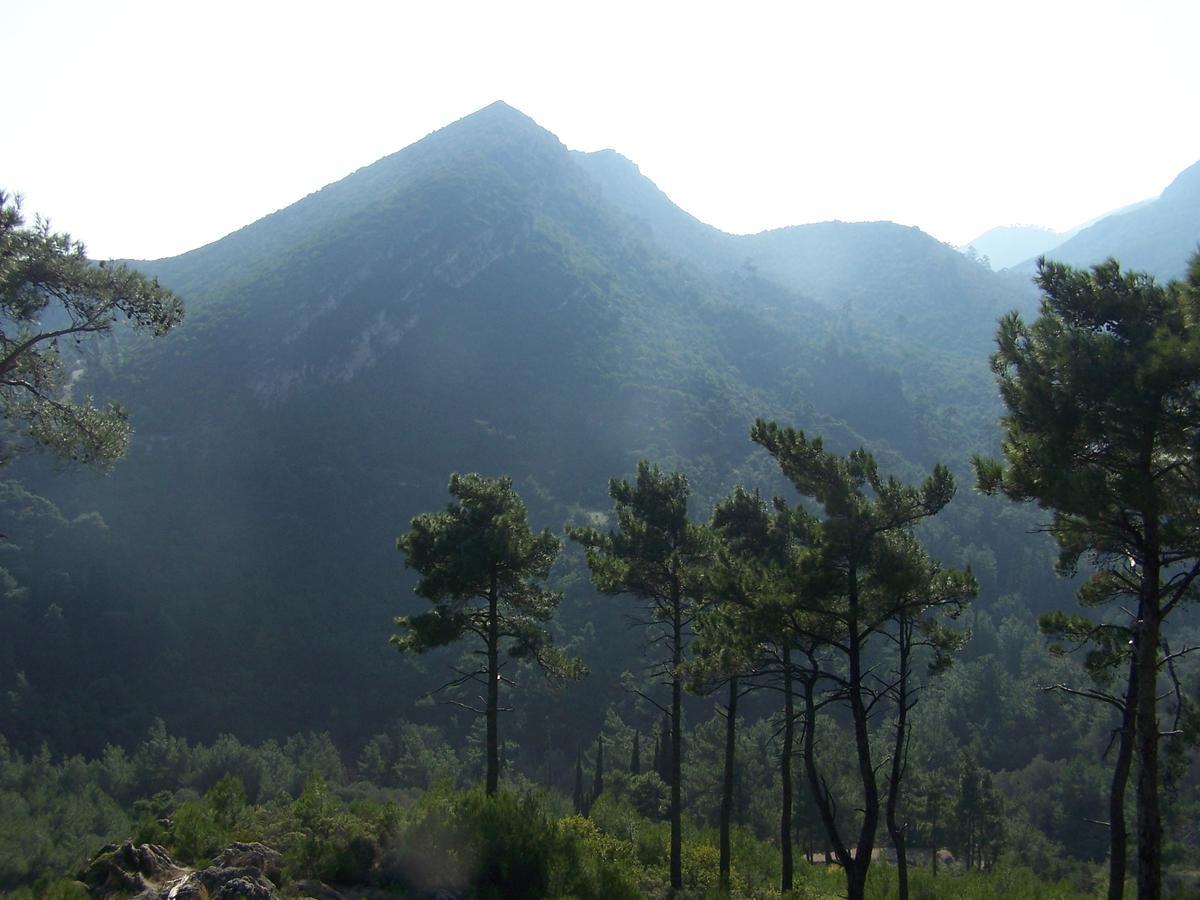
[166, 866, 277, 900]
[79, 841, 281, 900]
[79, 842, 184, 898]
[211, 843, 284, 884]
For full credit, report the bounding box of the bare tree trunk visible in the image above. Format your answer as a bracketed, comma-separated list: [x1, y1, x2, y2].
[670, 597, 683, 891]
[801, 660, 852, 882]
[846, 572, 878, 900]
[1107, 654, 1138, 900]
[781, 644, 795, 892]
[1135, 549, 1161, 900]
[719, 676, 737, 892]
[886, 618, 912, 900]
[485, 571, 499, 796]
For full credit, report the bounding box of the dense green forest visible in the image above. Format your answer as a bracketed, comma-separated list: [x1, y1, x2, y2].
[2, 104, 1199, 898]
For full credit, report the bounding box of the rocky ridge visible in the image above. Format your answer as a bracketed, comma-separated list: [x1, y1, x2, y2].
[77, 841, 313, 900]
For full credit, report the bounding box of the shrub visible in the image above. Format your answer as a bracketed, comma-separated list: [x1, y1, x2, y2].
[206, 774, 246, 831]
[381, 787, 640, 900]
[681, 840, 720, 891]
[171, 800, 224, 865]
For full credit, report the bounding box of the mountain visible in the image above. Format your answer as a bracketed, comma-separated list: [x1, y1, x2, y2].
[570, 149, 736, 271]
[575, 149, 1037, 349]
[576, 147, 1039, 457]
[1, 102, 1050, 755]
[1012, 159, 1200, 280]
[959, 225, 1072, 270]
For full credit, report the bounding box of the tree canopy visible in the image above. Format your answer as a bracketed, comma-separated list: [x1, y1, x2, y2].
[752, 419, 970, 900]
[567, 460, 710, 890]
[0, 192, 184, 467]
[395, 473, 581, 794]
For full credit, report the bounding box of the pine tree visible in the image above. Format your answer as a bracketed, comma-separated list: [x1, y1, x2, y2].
[975, 255, 1200, 900]
[630, 730, 640, 775]
[693, 485, 809, 892]
[752, 420, 961, 900]
[569, 461, 709, 891]
[0, 192, 184, 467]
[877, 532, 974, 900]
[574, 750, 587, 816]
[395, 473, 583, 796]
[592, 734, 604, 802]
[657, 711, 673, 787]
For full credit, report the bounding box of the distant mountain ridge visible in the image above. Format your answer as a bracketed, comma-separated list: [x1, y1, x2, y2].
[574, 148, 1036, 350]
[1008, 159, 1200, 279]
[960, 225, 1074, 270]
[958, 197, 1158, 271]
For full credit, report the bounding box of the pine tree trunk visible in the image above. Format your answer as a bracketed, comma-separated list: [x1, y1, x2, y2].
[846, 863, 869, 900]
[670, 594, 683, 891]
[968, 812, 975, 872]
[1135, 548, 1162, 900]
[846, 567, 878, 900]
[781, 643, 795, 892]
[485, 569, 500, 796]
[574, 752, 586, 815]
[719, 676, 737, 892]
[1108, 654, 1138, 900]
[930, 790, 941, 877]
[802, 663, 851, 878]
[886, 619, 911, 900]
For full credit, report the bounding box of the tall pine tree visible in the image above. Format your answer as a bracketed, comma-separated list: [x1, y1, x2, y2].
[753, 420, 960, 900]
[975, 255, 1200, 900]
[395, 473, 582, 795]
[569, 462, 709, 891]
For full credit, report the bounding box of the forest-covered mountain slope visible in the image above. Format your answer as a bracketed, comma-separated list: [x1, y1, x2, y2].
[0, 102, 1094, 758]
[574, 147, 1037, 350]
[1011, 158, 1200, 280]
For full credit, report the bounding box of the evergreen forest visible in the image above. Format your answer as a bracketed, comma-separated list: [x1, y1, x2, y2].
[2, 102, 1200, 900]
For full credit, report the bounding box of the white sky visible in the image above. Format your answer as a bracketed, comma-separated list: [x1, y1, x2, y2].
[4, 0, 1199, 260]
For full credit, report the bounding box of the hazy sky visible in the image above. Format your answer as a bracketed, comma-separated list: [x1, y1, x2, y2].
[5, 0, 1199, 260]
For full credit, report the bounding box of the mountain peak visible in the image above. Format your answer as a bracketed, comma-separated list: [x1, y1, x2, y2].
[456, 99, 536, 125]
[436, 100, 549, 141]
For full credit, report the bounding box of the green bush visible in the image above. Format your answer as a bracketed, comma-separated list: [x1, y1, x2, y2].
[383, 787, 554, 898]
[681, 840, 720, 891]
[285, 771, 377, 882]
[171, 800, 225, 865]
[461, 790, 555, 899]
[30, 874, 90, 900]
[549, 814, 643, 900]
[861, 861, 1092, 900]
[206, 774, 246, 831]
[380, 787, 640, 900]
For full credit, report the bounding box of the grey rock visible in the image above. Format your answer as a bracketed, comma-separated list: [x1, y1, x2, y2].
[163, 867, 278, 900]
[79, 840, 282, 900]
[79, 842, 184, 898]
[211, 842, 284, 882]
